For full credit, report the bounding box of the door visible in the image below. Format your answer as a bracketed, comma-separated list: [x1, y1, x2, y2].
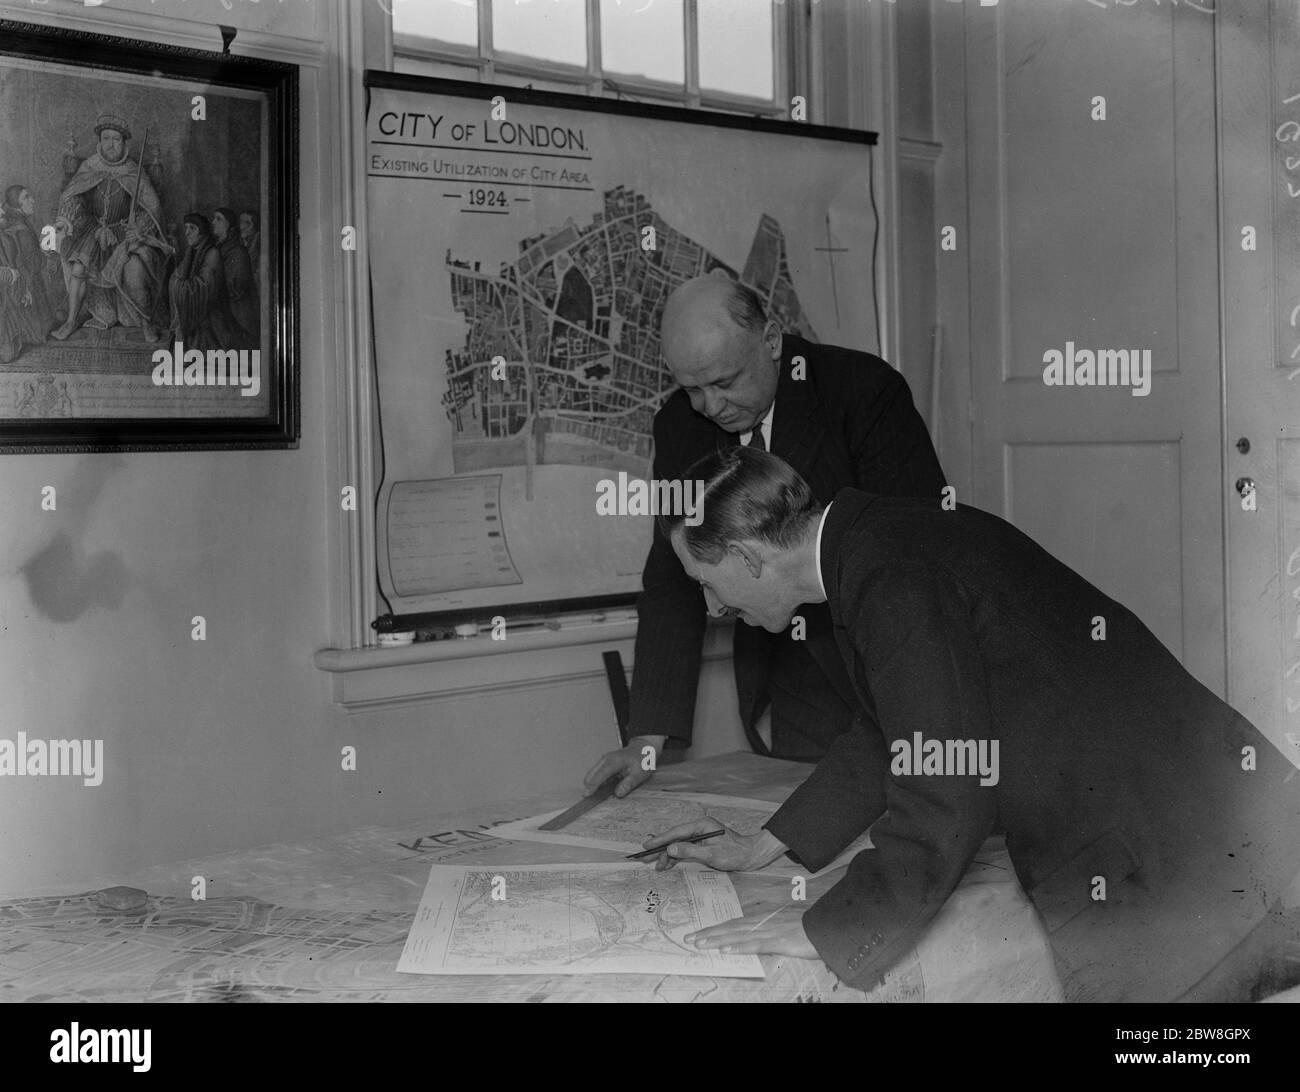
[1220, 0, 1300, 769]
[961, 0, 1227, 693]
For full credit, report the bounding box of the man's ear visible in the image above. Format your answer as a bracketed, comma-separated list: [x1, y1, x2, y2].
[729, 540, 763, 578]
[763, 320, 782, 359]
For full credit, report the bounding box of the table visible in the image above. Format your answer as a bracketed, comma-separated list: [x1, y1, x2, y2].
[0, 752, 1062, 1002]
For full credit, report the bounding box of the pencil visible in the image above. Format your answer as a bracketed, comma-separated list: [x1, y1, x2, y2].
[739, 902, 792, 936]
[626, 828, 725, 860]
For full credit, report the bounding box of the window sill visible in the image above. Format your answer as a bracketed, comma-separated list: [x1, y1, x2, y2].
[314, 616, 734, 713]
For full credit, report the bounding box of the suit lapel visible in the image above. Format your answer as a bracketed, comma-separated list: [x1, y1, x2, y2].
[770, 335, 825, 481]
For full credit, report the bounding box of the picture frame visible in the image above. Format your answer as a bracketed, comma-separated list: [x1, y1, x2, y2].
[0, 19, 298, 453]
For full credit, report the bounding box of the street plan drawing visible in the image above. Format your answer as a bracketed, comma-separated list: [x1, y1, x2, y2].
[441, 186, 816, 476]
[396, 862, 763, 978]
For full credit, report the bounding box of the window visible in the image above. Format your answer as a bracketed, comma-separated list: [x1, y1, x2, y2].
[389, 0, 799, 118]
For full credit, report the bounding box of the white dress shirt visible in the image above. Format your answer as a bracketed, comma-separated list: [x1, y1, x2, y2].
[814, 501, 833, 601]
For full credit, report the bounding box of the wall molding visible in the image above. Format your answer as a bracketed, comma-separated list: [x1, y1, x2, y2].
[867, 0, 901, 369]
[932, 0, 977, 502]
[0, 0, 327, 65]
[324, 0, 381, 651]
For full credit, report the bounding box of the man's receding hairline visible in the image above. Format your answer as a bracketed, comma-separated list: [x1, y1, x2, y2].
[664, 277, 765, 334]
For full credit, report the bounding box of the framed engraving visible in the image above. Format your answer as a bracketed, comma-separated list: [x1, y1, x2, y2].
[0, 19, 298, 452]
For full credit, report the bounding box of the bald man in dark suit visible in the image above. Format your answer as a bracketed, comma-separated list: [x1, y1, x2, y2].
[646, 446, 1300, 1002]
[584, 273, 945, 797]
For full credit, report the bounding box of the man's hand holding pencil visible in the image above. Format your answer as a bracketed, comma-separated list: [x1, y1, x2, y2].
[638, 820, 817, 958]
[637, 817, 788, 874]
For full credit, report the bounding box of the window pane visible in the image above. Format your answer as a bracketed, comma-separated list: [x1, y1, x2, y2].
[698, 0, 773, 100]
[492, 0, 587, 67]
[600, 0, 684, 86]
[392, 0, 478, 48]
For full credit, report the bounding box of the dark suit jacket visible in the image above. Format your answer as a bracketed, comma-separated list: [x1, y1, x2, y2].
[769, 489, 1300, 1002]
[629, 335, 946, 759]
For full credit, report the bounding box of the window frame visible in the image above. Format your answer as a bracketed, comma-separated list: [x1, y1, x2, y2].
[391, 0, 798, 119]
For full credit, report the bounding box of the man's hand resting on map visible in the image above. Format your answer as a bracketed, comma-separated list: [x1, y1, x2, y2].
[685, 908, 817, 960]
[582, 734, 665, 797]
[641, 818, 788, 874]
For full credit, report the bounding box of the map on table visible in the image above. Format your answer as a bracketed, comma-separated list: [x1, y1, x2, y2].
[490, 790, 776, 853]
[488, 790, 874, 876]
[396, 862, 762, 978]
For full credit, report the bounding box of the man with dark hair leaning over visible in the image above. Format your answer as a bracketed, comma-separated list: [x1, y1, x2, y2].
[583, 271, 945, 795]
[645, 445, 1300, 1003]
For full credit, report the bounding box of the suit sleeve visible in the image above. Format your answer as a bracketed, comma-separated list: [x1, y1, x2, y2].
[764, 722, 890, 862]
[626, 406, 708, 749]
[779, 560, 998, 991]
[847, 366, 947, 499]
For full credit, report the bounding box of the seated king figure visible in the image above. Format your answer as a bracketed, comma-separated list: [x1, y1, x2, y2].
[51, 113, 170, 343]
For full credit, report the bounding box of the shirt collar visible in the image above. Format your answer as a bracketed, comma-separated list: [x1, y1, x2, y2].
[741, 398, 776, 449]
[814, 501, 833, 601]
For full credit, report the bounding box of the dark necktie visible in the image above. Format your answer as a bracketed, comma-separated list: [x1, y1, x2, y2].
[745, 424, 767, 451]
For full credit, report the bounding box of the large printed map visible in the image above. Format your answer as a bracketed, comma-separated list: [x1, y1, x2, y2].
[367, 83, 876, 613]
